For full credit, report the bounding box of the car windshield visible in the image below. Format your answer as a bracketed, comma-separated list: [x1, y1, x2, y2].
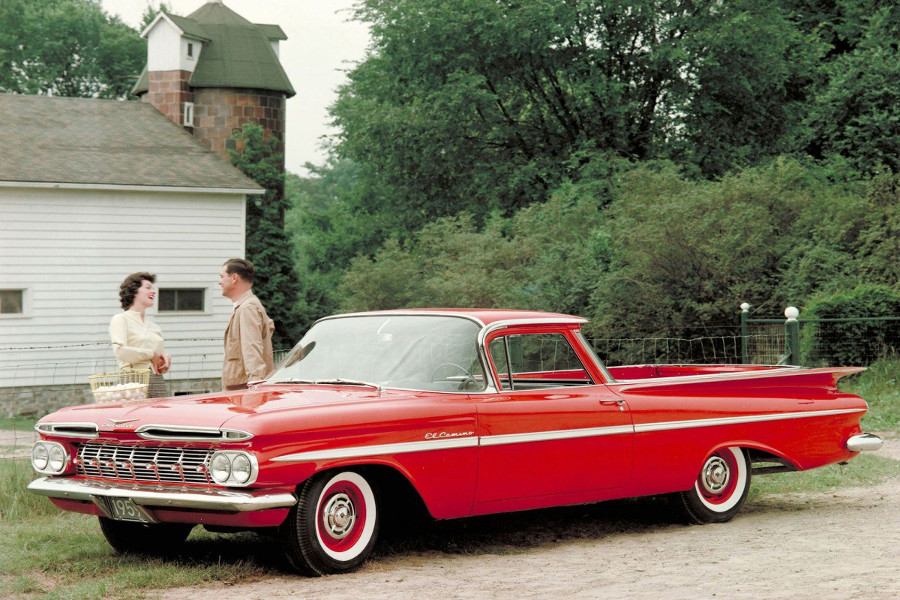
[267, 315, 487, 392]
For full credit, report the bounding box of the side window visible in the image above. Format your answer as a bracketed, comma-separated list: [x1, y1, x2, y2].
[489, 333, 591, 390]
[0, 289, 24, 315]
[158, 288, 205, 312]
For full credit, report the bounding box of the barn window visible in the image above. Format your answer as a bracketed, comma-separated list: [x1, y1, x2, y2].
[187, 42, 194, 58]
[183, 102, 194, 127]
[159, 288, 204, 312]
[0, 289, 24, 314]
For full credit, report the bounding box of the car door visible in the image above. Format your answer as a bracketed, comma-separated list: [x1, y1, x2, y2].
[473, 328, 633, 509]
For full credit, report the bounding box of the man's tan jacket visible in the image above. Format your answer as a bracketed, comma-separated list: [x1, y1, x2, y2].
[223, 290, 275, 389]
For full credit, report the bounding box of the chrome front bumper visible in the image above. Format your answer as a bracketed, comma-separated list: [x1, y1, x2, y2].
[28, 477, 297, 512]
[846, 433, 883, 452]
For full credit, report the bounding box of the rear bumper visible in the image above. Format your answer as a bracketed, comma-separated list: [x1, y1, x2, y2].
[846, 433, 883, 452]
[28, 477, 297, 512]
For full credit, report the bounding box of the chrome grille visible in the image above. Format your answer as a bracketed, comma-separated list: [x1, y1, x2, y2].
[75, 442, 213, 485]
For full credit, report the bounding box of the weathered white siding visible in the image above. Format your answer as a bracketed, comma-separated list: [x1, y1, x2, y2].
[0, 186, 246, 388]
[147, 19, 199, 73]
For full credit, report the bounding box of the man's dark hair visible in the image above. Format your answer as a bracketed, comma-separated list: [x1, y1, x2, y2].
[223, 258, 255, 284]
[119, 272, 156, 310]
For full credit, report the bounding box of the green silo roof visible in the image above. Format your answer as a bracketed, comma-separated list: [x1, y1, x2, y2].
[133, 2, 295, 97]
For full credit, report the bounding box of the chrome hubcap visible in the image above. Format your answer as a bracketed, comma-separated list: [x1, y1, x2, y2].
[322, 493, 355, 539]
[701, 456, 730, 494]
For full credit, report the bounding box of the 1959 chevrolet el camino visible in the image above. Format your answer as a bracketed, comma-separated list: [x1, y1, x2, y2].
[28, 309, 883, 575]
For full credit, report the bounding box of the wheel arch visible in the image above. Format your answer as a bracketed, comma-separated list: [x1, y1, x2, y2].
[294, 461, 435, 521]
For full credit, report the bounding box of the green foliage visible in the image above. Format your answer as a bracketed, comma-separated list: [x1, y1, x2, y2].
[229, 123, 301, 348]
[804, 6, 900, 175]
[0, 0, 145, 99]
[801, 285, 900, 366]
[841, 359, 900, 431]
[588, 160, 814, 337]
[337, 192, 610, 315]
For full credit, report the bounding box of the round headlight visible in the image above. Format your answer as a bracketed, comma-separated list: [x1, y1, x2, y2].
[210, 453, 232, 484]
[48, 444, 66, 473]
[231, 454, 252, 484]
[32, 443, 49, 471]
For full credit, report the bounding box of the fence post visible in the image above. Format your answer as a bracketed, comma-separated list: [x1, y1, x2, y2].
[740, 303, 750, 364]
[785, 306, 800, 365]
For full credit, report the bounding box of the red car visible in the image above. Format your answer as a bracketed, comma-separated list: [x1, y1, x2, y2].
[28, 309, 882, 575]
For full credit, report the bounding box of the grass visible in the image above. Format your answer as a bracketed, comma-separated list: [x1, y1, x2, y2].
[0, 512, 277, 600]
[749, 452, 900, 498]
[0, 415, 39, 431]
[841, 358, 900, 431]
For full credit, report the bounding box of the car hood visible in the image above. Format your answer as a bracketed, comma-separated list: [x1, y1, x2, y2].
[42, 385, 400, 434]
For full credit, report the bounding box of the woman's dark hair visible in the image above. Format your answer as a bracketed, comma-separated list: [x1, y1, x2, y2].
[119, 272, 155, 310]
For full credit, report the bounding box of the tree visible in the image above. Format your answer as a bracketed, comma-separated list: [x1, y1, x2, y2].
[0, 0, 145, 99]
[804, 6, 900, 175]
[230, 123, 302, 349]
[332, 0, 826, 232]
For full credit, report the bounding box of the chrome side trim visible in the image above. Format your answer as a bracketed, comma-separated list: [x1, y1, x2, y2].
[27, 477, 296, 512]
[846, 433, 883, 452]
[135, 425, 253, 442]
[480, 425, 634, 447]
[270, 408, 866, 463]
[35, 422, 99, 439]
[634, 408, 865, 433]
[271, 437, 479, 463]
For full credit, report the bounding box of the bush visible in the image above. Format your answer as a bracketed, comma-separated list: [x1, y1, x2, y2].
[801, 284, 900, 366]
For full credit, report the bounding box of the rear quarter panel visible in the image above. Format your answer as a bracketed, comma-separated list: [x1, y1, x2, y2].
[611, 368, 867, 496]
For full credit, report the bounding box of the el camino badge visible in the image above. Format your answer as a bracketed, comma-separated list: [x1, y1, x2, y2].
[105, 418, 138, 429]
[424, 431, 474, 440]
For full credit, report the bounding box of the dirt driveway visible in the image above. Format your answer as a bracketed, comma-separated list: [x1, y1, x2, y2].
[154, 435, 900, 600]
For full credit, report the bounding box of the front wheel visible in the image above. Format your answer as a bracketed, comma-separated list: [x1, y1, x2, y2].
[279, 470, 380, 576]
[98, 517, 193, 554]
[677, 447, 750, 524]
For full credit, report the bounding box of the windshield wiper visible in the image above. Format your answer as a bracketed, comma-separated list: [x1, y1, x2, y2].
[312, 378, 383, 391]
[270, 378, 383, 392]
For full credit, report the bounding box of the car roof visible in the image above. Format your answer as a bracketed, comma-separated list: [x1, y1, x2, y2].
[332, 308, 587, 327]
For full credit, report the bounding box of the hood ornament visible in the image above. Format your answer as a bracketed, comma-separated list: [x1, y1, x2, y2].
[107, 418, 139, 425]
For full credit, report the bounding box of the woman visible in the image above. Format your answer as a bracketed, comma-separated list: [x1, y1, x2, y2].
[109, 272, 172, 398]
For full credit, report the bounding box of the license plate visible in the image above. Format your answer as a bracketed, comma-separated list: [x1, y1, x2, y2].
[104, 497, 150, 523]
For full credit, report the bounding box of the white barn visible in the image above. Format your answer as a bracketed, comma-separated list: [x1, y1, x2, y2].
[0, 94, 263, 396]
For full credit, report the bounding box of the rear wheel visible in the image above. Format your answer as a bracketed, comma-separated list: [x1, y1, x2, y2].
[98, 517, 193, 554]
[279, 470, 379, 576]
[677, 447, 750, 524]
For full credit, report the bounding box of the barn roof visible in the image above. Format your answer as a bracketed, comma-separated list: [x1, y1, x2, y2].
[0, 94, 263, 193]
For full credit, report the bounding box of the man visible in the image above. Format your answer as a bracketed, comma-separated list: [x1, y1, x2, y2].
[218, 258, 275, 390]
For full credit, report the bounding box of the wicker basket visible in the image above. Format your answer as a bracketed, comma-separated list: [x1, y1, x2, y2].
[90, 368, 151, 403]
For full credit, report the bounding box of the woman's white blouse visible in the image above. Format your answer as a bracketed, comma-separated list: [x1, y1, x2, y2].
[109, 310, 165, 370]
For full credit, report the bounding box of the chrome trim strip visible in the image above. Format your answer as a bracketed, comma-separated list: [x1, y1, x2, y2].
[270, 408, 865, 463]
[135, 424, 253, 442]
[611, 366, 865, 389]
[27, 477, 296, 512]
[35, 422, 99, 439]
[634, 408, 865, 433]
[847, 433, 883, 452]
[271, 437, 479, 463]
[479, 425, 634, 447]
